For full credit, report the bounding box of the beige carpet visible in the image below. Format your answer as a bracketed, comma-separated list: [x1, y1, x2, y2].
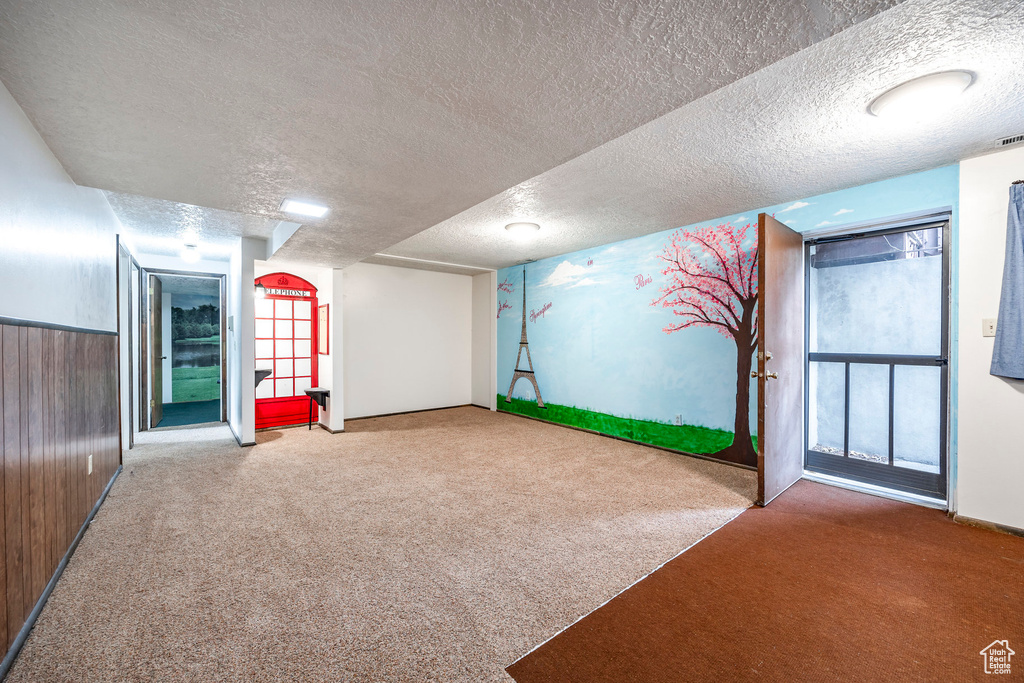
[8, 407, 755, 682]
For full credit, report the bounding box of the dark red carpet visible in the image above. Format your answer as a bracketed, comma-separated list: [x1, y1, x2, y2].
[508, 480, 1024, 682]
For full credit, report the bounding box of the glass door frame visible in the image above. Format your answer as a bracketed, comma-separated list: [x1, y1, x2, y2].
[803, 216, 951, 500]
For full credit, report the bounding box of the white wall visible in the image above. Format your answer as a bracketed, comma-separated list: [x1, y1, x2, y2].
[956, 146, 1024, 531]
[343, 263, 472, 419]
[227, 237, 264, 445]
[0, 81, 119, 332]
[471, 271, 497, 410]
[318, 269, 345, 432]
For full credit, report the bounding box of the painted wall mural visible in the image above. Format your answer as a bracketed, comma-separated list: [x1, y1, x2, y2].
[496, 165, 960, 467]
[654, 222, 758, 464]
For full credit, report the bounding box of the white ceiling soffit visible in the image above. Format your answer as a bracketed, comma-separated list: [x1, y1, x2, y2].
[155, 273, 221, 297]
[0, 0, 898, 269]
[384, 0, 1024, 269]
[361, 253, 494, 276]
[106, 191, 279, 260]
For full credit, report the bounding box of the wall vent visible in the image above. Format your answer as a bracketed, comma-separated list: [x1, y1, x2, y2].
[996, 133, 1024, 148]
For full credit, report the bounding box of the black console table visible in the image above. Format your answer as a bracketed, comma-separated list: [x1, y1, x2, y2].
[304, 388, 330, 430]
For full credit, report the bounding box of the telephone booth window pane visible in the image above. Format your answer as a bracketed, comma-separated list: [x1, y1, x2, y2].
[255, 299, 274, 318]
[255, 340, 274, 359]
[294, 320, 311, 339]
[275, 300, 293, 318]
[295, 340, 312, 358]
[256, 381, 274, 399]
[255, 319, 273, 338]
[275, 319, 293, 338]
[295, 377, 312, 394]
[275, 359, 293, 378]
[275, 378, 293, 397]
[276, 340, 293, 357]
[295, 358, 311, 376]
[294, 300, 311, 319]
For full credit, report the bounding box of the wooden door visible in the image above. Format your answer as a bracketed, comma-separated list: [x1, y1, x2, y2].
[756, 213, 804, 505]
[150, 274, 163, 428]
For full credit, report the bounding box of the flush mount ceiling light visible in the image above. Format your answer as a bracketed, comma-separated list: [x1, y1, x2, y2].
[280, 198, 329, 218]
[505, 222, 541, 240]
[181, 243, 200, 263]
[868, 70, 974, 121]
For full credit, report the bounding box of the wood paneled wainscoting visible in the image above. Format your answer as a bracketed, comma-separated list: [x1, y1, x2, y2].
[0, 320, 122, 675]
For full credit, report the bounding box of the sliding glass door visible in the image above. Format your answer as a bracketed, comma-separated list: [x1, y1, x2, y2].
[804, 220, 949, 500]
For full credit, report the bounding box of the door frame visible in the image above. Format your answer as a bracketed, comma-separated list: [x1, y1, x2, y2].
[802, 214, 952, 501]
[115, 238, 140, 450]
[140, 268, 228, 429]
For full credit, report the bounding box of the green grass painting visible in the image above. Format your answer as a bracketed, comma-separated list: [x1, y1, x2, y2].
[497, 394, 756, 457]
[172, 366, 221, 403]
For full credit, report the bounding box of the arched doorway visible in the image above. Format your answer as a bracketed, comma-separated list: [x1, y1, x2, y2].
[254, 272, 319, 429]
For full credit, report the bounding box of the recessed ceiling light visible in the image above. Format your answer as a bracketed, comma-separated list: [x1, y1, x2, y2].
[281, 199, 329, 218]
[868, 70, 974, 121]
[181, 243, 200, 263]
[505, 222, 541, 240]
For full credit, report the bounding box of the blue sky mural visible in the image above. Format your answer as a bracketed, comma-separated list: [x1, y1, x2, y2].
[497, 164, 959, 463]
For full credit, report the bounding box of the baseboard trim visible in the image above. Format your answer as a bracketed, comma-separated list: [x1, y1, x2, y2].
[255, 422, 311, 432]
[953, 514, 1024, 538]
[497, 410, 756, 471]
[228, 421, 256, 447]
[318, 423, 344, 434]
[345, 404, 474, 422]
[0, 465, 122, 680]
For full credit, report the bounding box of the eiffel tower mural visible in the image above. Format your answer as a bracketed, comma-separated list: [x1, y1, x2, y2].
[506, 266, 545, 408]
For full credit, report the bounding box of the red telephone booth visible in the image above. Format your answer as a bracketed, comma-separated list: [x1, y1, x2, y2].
[254, 272, 319, 429]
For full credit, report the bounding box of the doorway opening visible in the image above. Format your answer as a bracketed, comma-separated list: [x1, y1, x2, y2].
[804, 217, 950, 502]
[145, 271, 227, 429]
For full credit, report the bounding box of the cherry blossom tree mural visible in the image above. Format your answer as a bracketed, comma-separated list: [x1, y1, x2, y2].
[653, 222, 758, 466]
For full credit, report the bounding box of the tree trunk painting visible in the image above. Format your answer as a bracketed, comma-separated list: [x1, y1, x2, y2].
[653, 222, 758, 467]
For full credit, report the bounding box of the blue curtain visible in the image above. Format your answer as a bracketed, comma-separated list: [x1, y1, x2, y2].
[991, 183, 1024, 379]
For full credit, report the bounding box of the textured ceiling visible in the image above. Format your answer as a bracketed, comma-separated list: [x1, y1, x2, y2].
[0, 0, 898, 268]
[106, 191, 279, 260]
[384, 0, 1024, 269]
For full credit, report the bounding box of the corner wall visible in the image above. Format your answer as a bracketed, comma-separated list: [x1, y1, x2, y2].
[956, 146, 1024, 531]
[228, 238, 264, 445]
[343, 263, 472, 419]
[0, 82, 118, 332]
[471, 272, 497, 410]
[0, 80, 122, 671]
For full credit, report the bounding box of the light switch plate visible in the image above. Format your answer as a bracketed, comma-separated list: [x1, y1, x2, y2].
[983, 318, 997, 337]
